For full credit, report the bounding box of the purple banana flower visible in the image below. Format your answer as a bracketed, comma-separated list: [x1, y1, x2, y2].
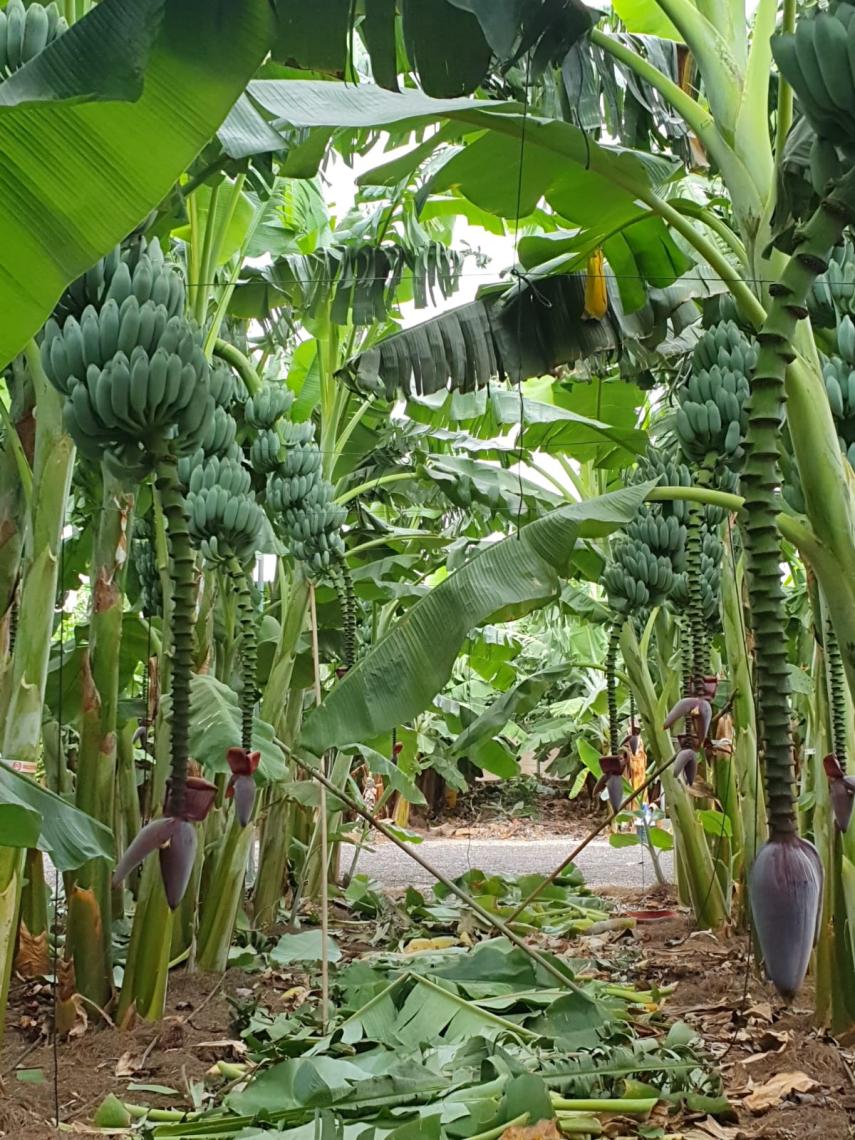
[159, 819, 197, 909]
[164, 775, 218, 821]
[664, 697, 712, 744]
[597, 755, 627, 813]
[700, 675, 719, 700]
[823, 754, 855, 832]
[226, 747, 260, 827]
[112, 776, 217, 910]
[672, 747, 698, 785]
[113, 817, 180, 887]
[623, 725, 641, 755]
[748, 836, 823, 998]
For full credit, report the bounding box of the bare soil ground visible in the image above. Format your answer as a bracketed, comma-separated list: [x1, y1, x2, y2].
[1, 808, 852, 1139]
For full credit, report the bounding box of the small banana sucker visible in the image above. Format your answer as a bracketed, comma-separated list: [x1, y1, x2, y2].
[582, 248, 608, 321]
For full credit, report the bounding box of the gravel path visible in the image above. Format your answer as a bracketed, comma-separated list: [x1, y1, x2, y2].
[345, 834, 673, 892]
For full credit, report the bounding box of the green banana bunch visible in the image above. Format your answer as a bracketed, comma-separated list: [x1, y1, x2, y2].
[0, 0, 66, 78]
[809, 242, 855, 327]
[629, 449, 694, 524]
[781, 447, 807, 514]
[604, 536, 676, 616]
[186, 455, 252, 498]
[625, 510, 686, 561]
[675, 321, 755, 466]
[772, 6, 855, 156]
[836, 313, 855, 364]
[42, 309, 214, 472]
[209, 360, 244, 409]
[245, 382, 294, 430]
[187, 458, 266, 566]
[820, 349, 855, 470]
[54, 237, 185, 326]
[266, 422, 346, 576]
[131, 514, 162, 618]
[200, 406, 238, 458]
[250, 429, 282, 474]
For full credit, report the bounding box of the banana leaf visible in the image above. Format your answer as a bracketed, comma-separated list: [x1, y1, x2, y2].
[0, 761, 113, 870]
[300, 484, 653, 755]
[0, 0, 271, 367]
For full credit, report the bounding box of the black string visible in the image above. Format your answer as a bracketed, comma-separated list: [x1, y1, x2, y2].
[52, 534, 65, 1128]
[512, 53, 533, 537]
[724, 516, 759, 1029]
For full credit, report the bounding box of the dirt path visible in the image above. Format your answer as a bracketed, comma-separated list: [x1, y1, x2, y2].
[346, 832, 673, 891]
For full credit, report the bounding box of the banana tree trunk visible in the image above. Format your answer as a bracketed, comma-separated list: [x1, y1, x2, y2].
[66, 471, 134, 1008]
[253, 570, 309, 928]
[0, 347, 73, 1036]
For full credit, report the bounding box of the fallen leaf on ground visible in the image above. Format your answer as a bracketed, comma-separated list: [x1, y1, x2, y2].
[115, 1050, 147, 1078]
[682, 1121, 742, 1140]
[745, 1001, 773, 1023]
[743, 1070, 818, 1112]
[501, 1123, 561, 1139]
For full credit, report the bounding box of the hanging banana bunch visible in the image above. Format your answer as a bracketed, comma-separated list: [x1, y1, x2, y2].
[819, 315, 855, 469]
[772, 5, 855, 194]
[674, 320, 755, 467]
[265, 422, 346, 578]
[0, 0, 66, 80]
[43, 238, 219, 909]
[671, 321, 752, 692]
[184, 454, 266, 826]
[808, 240, 855, 327]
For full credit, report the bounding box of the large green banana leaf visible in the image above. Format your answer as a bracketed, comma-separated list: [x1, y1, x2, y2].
[300, 484, 652, 755]
[0, 762, 112, 870]
[0, 0, 272, 368]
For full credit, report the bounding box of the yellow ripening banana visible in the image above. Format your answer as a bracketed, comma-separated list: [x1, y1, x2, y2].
[582, 249, 608, 321]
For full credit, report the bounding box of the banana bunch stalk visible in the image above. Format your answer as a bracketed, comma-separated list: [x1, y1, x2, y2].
[823, 619, 855, 832]
[735, 118, 855, 998]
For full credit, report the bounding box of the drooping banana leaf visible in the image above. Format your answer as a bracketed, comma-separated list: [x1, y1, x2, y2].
[0, 762, 113, 870]
[266, 0, 593, 96]
[0, 0, 272, 367]
[340, 274, 619, 399]
[300, 484, 653, 755]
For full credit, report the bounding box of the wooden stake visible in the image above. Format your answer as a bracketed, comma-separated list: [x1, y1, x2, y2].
[308, 582, 329, 1033]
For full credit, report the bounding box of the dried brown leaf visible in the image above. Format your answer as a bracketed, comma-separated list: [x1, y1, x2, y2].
[15, 925, 49, 978]
[743, 1070, 818, 1113]
[682, 1119, 742, 1140]
[115, 1050, 147, 1078]
[501, 1123, 561, 1140]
